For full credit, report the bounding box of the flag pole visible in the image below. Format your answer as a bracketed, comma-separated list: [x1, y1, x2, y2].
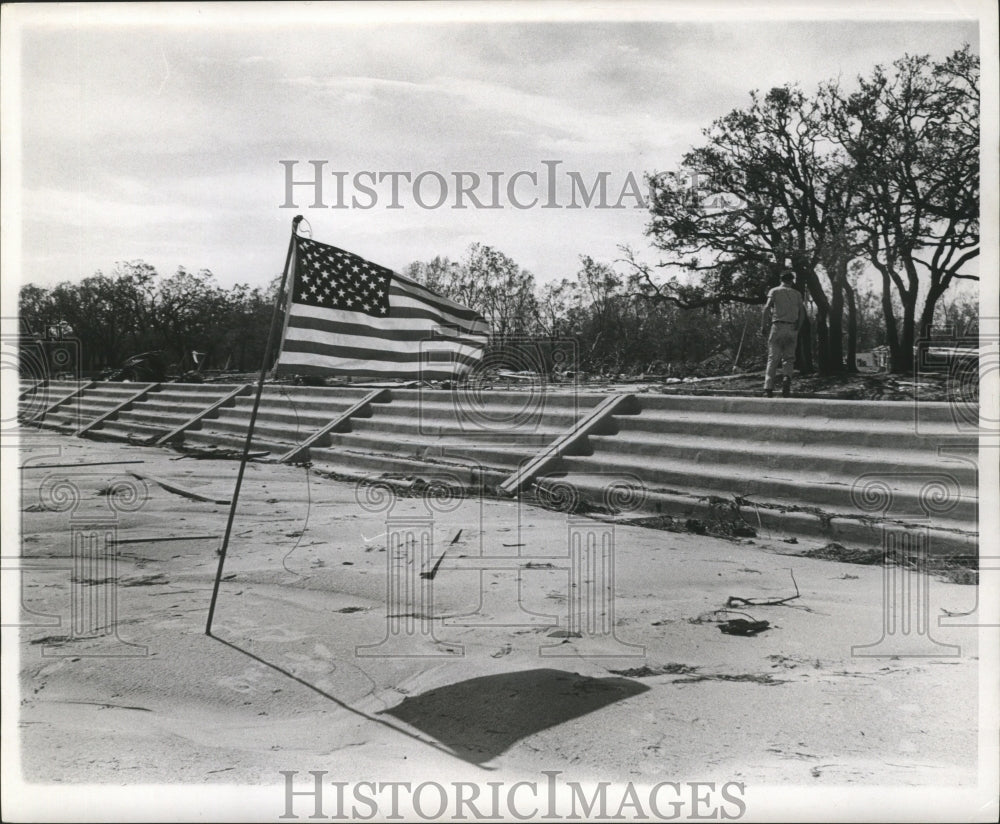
[206, 214, 303, 636]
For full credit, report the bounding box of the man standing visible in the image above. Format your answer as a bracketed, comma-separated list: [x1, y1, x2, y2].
[761, 270, 805, 397]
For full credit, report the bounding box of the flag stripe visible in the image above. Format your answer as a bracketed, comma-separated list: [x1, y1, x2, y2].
[282, 326, 487, 359]
[382, 293, 490, 332]
[291, 292, 489, 335]
[285, 304, 489, 341]
[280, 342, 482, 370]
[278, 349, 476, 372]
[390, 277, 484, 322]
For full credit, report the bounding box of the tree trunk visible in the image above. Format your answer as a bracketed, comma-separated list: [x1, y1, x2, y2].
[918, 279, 947, 344]
[828, 274, 845, 372]
[845, 279, 858, 373]
[894, 292, 918, 375]
[806, 268, 833, 375]
[792, 270, 814, 374]
[880, 270, 906, 373]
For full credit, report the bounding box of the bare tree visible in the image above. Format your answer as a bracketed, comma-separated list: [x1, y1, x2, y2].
[824, 45, 979, 372]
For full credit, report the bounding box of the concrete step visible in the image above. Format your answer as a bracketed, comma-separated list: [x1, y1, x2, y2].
[304, 445, 508, 488]
[310, 431, 537, 471]
[144, 383, 242, 400]
[345, 415, 567, 441]
[389, 388, 597, 412]
[181, 429, 508, 487]
[19, 379, 81, 394]
[180, 429, 287, 456]
[123, 400, 222, 418]
[56, 382, 245, 442]
[253, 385, 375, 403]
[87, 420, 170, 443]
[184, 415, 315, 445]
[18, 379, 83, 415]
[183, 393, 377, 444]
[78, 383, 145, 397]
[33, 413, 82, 432]
[65, 389, 147, 418]
[615, 409, 967, 449]
[360, 408, 586, 436]
[212, 389, 378, 432]
[36, 391, 134, 431]
[535, 473, 976, 556]
[584, 431, 978, 485]
[555, 452, 979, 524]
[235, 406, 369, 431]
[236, 388, 374, 407]
[113, 406, 211, 427]
[637, 393, 961, 424]
[22, 382, 102, 418]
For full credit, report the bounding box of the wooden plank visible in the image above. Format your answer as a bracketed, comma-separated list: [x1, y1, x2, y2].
[26, 381, 95, 424]
[498, 393, 639, 495]
[20, 460, 146, 470]
[112, 534, 219, 545]
[279, 388, 391, 463]
[127, 469, 231, 505]
[76, 383, 159, 436]
[155, 383, 252, 446]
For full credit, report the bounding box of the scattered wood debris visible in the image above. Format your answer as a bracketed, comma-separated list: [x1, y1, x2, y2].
[20, 460, 146, 471]
[672, 672, 786, 686]
[609, 663, 698, 678]
[113, 535, 219, 545]
[172, 446, 270, 461]
[127, 470, 231, 505]
[726, 568, 801, 608]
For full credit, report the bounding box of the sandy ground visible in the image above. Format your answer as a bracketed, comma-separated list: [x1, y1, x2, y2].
[3, 432, 993, 819]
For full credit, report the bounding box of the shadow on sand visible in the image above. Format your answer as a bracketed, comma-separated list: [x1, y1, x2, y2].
[380, 668, 649, 764]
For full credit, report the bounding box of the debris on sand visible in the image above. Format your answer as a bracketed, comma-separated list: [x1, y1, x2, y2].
[609, 663, 698, 678]
[726, 568, 801, 608]
[690, 608, 772, 636]
[673, 672, 786, 686]
[799, 543, 883, 565]
[120, 573, 168, 587]
[173, 445, 270, 461]
[718, 619, 771, 636]
[29, 635, 72, 646]
[128, 469, 231, 505]
[800, 543, 977, 584]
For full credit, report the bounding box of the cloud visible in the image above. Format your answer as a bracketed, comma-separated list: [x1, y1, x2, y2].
[286, 72, 695, 157]
[10, 15, 982, 292]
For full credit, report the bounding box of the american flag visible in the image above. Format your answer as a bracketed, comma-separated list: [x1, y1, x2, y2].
[275, 235, 490, 380]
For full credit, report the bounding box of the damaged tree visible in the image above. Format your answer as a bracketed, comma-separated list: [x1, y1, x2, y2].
[637, 86, 862, 375]
[823, 46, 980, 373]
[636, 44, 978, 376]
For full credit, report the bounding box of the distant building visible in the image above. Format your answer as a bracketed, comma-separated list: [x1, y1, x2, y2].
[856, 346, 890, 372]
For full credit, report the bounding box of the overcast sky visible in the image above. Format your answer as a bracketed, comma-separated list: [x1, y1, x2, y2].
[2, 2, 984, 294]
